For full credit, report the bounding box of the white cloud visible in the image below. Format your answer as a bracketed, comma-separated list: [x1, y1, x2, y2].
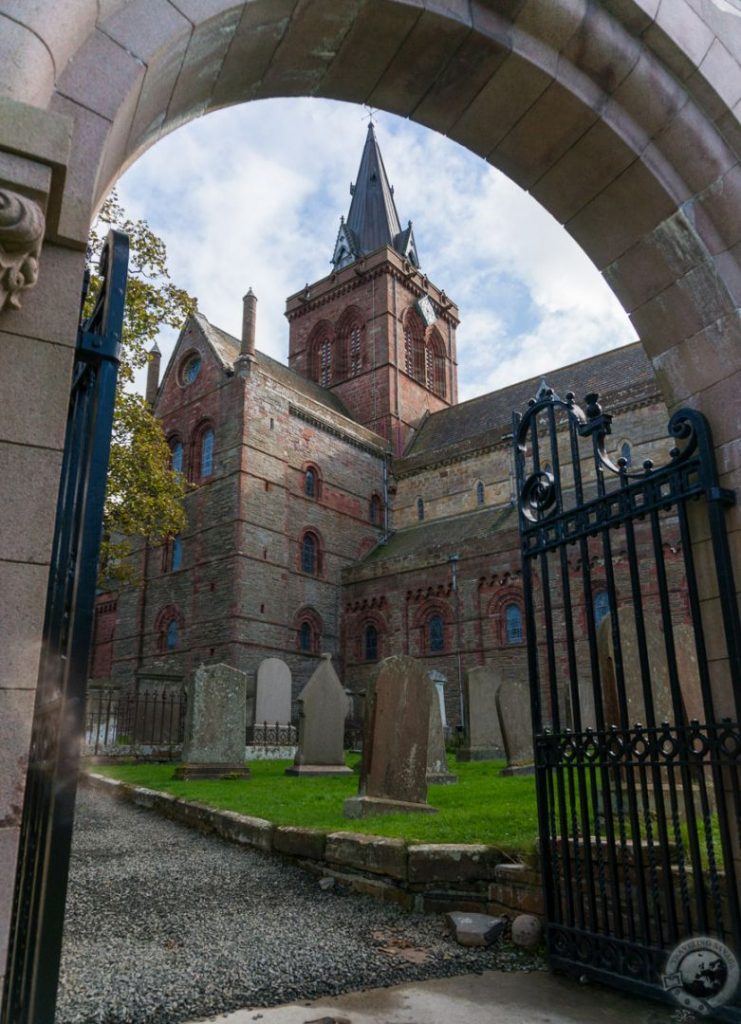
[116, 97, 636, 400]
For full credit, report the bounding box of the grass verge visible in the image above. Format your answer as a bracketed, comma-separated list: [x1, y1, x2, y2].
[92, 756, 538, 853]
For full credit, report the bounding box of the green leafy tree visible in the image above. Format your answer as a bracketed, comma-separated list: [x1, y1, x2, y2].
[87, 192, 195, 583]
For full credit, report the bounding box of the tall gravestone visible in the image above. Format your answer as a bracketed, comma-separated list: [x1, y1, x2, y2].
[286, 654, 353, 776]
[344, 656, 437, 818]
[427, 673, 457, 785]
[457, 666, 504, 761]
[175, 663, 249, 779]
[255, 657, 292, 725]
[497, 677, 534, 776]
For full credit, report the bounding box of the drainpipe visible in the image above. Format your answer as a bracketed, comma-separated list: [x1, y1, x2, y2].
[382, 450, 391, 543]
[449, 553, 464, 728]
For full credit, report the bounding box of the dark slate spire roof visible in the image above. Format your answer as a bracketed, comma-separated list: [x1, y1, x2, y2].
[331, 123, 420, 270]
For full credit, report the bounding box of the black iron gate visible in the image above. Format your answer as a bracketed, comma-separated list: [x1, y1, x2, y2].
[514, 386, 741, 1019]
[2, 230, 128, 1024]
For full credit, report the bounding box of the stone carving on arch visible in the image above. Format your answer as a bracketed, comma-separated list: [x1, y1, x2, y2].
[0, 189, 45, 313]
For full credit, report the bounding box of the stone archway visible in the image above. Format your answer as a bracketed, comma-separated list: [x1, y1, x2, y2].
[2, 0, 741, 1002]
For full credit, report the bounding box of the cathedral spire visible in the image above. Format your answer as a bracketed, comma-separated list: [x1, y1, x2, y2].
[331, 122, 420, 271]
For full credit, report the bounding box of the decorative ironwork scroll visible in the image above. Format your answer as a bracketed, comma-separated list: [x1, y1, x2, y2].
[2, 230, 128, 1024]
[514, 386, 741, 1019]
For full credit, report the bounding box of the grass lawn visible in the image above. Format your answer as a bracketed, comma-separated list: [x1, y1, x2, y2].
[92, 756, 538, 854]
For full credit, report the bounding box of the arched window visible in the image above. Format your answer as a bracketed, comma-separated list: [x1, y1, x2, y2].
[195, 425, 214, 481]
[301, 531, 320, 575]
[319, 337, 332, 387]
[425, 331, 446, 397]
[348, 325, 362, 377]
[305, 468, 316, 497]
[428, 614, 444, 653]
[369, 493, 383, 525]
[166, 620, 178, 650]
[476, 481, 485, 506]
[417, 497, 424, 521]
[505, 603, 523, 644]
[403, 311, 425, 382]
[620, 441, 632, 468]
[594, 591, 610, 627]
[171, 534, 183, 572]
[299, 621, 313, 652]
[180, 352, 201, 385]
[170, 439, 183, 475]
[364, 623, 378, 661]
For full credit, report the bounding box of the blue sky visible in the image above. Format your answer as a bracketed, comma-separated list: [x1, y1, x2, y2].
[116, 97, 637, 402]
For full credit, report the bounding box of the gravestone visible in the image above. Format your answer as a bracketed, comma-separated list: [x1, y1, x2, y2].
[594, 608, 695, 729]
[344, 656, 437, 818]
[427, 673, 457, 785]
[175, 663, 249, 779]
[255, 657, 292, 725]
[497, 677, 534, 776]
[457, 666, 504, 761]
[286, 654, 353, 776]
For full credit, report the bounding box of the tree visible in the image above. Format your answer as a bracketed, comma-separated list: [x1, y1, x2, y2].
[87, 192, 196, 583]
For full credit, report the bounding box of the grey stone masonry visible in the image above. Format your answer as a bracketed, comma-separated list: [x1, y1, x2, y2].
[175, 663, 248, 779]
[344, 656, 437, 818]
[286, 654, 352, 776]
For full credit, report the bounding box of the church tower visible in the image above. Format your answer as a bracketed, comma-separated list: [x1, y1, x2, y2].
[286, 122, 459, 456]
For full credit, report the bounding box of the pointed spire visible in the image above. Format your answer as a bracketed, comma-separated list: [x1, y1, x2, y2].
[331, 123, 420, 271]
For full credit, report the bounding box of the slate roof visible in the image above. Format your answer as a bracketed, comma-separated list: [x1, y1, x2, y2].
[399, 342, 658, 470]
[196, 313, 352, 417]
[333, 123, 420, 269]
[362, 504, 518, 565]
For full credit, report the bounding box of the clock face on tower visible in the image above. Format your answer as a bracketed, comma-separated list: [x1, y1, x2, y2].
[416, 294, 437, 327]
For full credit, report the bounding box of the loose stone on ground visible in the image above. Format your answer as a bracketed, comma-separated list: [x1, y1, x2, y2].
[57, 788, 544, 1024]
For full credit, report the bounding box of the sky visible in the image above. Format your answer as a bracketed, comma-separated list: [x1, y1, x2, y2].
[116, 97, 637, 403]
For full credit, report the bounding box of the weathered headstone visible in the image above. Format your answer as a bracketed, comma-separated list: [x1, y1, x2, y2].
[286, 654, 353, 776]
[497, 677, 534, 776]
[457, 666, 504, 761]
[427, 673, 457, 785]
[594, 608, 696, 729]
[254, 657, 292, 725]
[344, 656, 437, 818]
[175, 663, 248, 779]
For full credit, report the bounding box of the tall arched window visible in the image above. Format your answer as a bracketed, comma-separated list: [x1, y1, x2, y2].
[171, 534, 183, 572]
[425, 331, 446, 397]
[319, 338, 332, 387]
[369, 493, 383, 525]
[594, 591, 610, 627]
[299, 620, 313, 652]
[364, 623, 378, 661]
[428, 614, 444, 653]
[505, 603, 523, 644]
[301, 532, 320, 575]
[476, 481, 485, 506]
[166, 620, 178, 650]
[170, 439, 183, 475]
[620, 441, 632, 467]
[196, 426, 214, 480]
[416, 497, 424, 521]
[403, 311, 425, 382]
[305, 468, 316, 497]
[348, 325, 362, 377]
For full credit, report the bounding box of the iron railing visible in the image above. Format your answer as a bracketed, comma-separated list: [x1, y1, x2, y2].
[84, 687, 187, 759]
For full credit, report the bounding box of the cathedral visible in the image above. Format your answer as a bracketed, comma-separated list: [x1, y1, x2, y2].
[91, 123, 677, 729]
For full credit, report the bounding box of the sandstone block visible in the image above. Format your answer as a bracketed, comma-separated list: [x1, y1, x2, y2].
[446, 911, 506, 947]
[273, 825, 327, 861]
[407, 844, 503, 884]
[325, 831, 408, 880]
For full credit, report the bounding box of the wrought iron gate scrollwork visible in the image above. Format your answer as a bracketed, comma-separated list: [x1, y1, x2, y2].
[513, 386, 741, 1020]
[2, 230, 128, 1024]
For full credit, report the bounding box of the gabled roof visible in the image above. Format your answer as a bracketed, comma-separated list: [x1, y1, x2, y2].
[195, 315, 353, 417]
[332, 123, 420, 270]
[398, 342, 659, 471]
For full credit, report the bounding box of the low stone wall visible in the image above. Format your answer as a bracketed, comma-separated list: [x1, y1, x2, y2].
[83, 773, 544, 917]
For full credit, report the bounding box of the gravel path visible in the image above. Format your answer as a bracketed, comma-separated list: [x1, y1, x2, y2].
[57, 787, 544, 1024]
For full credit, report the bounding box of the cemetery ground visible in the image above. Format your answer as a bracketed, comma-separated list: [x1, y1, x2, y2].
[93, 756, 539, 849]
[57, 786, 545, 1024]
